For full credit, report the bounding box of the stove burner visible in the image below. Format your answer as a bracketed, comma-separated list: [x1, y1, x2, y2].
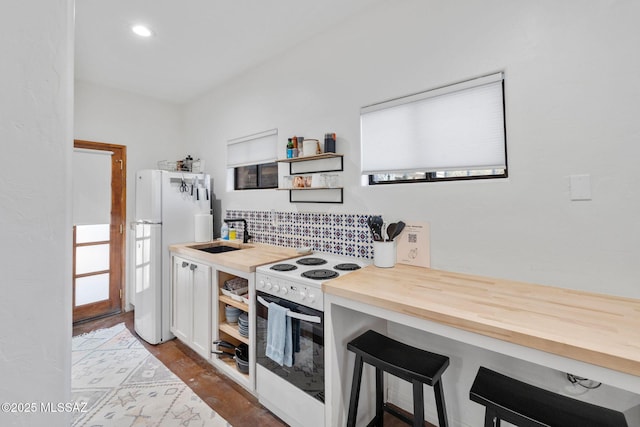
[301, 269, 339, 280]
[334, 263, 361, 271]
[270, 263, 297, 272]
[296, 257, 327, 266]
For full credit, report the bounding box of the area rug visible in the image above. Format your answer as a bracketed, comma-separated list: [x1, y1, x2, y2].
[72, 323, 231, 427]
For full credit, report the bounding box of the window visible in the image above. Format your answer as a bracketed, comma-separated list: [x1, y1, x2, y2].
[235, 162, 278, 190]
[361, 72, 507, 184]
[227, 129, 278, 190]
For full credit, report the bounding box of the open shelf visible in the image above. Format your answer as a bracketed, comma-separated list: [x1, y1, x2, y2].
[277, 186, 343, 191]
[214, 268, 251, 390]
[219, 294, 248, 311]
[288, 187, 343, 203]
[219, 321, 249, 345]
[276, 153, 344, 203]
[276, 153, 343, 163]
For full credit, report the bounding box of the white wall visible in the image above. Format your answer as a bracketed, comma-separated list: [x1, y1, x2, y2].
[74, 80, 186, 307]
[75, 80, 186, 172]
[0, 1, 73, 426]
[184, 0, 640, 299]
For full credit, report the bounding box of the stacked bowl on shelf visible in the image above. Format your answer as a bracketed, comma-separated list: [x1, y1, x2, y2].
[225, 305, 242, 323]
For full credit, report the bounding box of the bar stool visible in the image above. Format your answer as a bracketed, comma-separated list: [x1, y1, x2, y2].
[346, 329, 450, 427]
[470, 366, 629, 427]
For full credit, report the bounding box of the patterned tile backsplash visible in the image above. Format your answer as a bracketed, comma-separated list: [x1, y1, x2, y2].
[225, 209, 376, 259]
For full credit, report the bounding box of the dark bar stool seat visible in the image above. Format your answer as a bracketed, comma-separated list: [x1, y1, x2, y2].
[470, 366, 629, 427]
[346, 329, 450, 427]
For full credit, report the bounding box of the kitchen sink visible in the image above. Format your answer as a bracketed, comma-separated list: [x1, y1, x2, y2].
[188, 241, 253, 254]
[197, 245, 240, 254]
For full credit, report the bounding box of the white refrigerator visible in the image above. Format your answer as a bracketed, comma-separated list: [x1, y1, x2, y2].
[133, 169, 212, 344]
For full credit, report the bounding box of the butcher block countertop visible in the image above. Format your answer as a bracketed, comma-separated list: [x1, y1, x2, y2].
[169, 241, 306, 272]
[323, 263, 640, 377]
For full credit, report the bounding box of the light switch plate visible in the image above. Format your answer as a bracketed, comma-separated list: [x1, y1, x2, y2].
[570, 174, 592, 201]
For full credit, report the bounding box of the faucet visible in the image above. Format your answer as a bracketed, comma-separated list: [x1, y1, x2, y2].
[223, 218, 252, 243]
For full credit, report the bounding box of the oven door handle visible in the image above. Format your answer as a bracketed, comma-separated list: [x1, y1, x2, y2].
[257, 295, 322, 324]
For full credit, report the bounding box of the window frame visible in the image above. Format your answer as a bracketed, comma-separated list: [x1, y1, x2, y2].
[368, 167, 508, 185]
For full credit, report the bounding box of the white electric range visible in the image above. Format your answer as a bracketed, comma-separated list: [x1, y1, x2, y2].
[256, 252, 369, 311]
[254, 252, 369, 427]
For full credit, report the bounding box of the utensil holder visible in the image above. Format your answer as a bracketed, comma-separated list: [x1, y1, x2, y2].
[373, 241, 396, 268]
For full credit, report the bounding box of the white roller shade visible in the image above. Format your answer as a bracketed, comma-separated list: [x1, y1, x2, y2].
[73, 149, 112, 225]
[227, 128, 278, 168]
[361, 73, 506, 174]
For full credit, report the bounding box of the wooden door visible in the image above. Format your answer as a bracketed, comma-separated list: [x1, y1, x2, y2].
[72, 140, 126, 323]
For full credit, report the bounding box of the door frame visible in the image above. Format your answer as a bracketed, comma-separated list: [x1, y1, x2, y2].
[73, 140, 127, 322]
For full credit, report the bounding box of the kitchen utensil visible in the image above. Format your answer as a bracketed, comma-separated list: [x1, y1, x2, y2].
[213, 340, 248, 360]
[367, 216, 383, 241]
[212, 341, 249, 373]
[211, 349, 234, 358]
[371, 216, 384, 241]
[236, 355, 249, 373]
[389, 221, 405, 240]
[214, 339, 235, 350]
[386, 222, 397, 241]
[367, 216, 376, 240]
[179, 175, 188, 192]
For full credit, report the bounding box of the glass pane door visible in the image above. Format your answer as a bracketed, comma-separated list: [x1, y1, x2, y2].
[72, 140, 126, 323]
[74, 224, 110, 307]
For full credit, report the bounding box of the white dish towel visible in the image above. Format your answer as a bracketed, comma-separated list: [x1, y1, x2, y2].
[265, 302, 293, 367]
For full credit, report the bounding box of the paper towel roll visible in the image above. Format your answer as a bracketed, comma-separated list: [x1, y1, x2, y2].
[194, 214, 213, 242]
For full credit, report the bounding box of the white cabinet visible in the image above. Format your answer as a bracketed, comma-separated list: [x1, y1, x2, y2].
[171, 255, 211, 359]
[170, 251, 256, 393]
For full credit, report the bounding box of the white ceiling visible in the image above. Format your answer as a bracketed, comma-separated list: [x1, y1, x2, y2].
[75, 0, 381, 104]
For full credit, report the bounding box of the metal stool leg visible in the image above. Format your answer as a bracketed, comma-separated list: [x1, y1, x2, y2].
[375, 367, 384, 426]
[484, 408, 499, 427]
[347, 354, 364, 427]
[433, 379, 449, 427]
[412, 380, 424, 427]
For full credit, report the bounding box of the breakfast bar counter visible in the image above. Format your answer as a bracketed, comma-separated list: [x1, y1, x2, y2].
[322, 264, 640, 426]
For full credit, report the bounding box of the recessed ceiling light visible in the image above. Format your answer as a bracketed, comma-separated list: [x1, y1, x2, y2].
[132, 25, 153, 37]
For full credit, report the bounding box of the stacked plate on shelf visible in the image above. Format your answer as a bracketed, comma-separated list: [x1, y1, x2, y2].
[238, 312, 249, 337]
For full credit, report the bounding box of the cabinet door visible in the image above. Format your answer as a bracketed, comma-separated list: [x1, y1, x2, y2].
[171, 256, 192, 343]
[191, 261, 211, 359]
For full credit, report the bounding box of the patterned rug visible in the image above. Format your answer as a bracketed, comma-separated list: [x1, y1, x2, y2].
[72, 323, 231, 427]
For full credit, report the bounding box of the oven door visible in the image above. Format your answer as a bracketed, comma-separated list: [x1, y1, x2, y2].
[256, 291, 325, 402]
